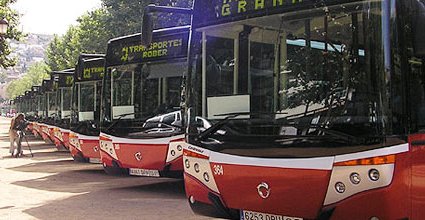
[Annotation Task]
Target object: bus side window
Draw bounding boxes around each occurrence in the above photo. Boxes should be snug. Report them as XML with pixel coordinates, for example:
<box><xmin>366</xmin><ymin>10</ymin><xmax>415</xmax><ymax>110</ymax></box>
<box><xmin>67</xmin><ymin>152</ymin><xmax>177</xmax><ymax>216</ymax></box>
<box><xmin>413</xmin><ymin>0</ymin><xmax>425</xmax><ymax>57</ymax></box>
<box><xmin>404</xmin><ymin>0</ymin><xmax>425</xmax><ymax>132</ymax></box>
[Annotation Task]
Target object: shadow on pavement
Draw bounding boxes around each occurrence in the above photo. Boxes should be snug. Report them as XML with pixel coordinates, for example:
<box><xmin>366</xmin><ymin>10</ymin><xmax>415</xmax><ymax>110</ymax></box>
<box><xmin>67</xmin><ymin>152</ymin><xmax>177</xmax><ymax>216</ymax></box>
<box><xmin>22</xmin><ymin>179</ymin><xmax>202</xmax><ymax>220</ymax></box>
<box><xmin>114</xmin><ymin>180</ymin><xmax>186</xmax><ymax>199</ymax></box>
<box><xmin>10</xmin><ymin>161</ymin><xmax>178</xmax><ymax>194</ymax></box>
<box><xmin>8</xmin><ymin>159</ymin><xmax>81</xmax><ymax>173</ymax></box>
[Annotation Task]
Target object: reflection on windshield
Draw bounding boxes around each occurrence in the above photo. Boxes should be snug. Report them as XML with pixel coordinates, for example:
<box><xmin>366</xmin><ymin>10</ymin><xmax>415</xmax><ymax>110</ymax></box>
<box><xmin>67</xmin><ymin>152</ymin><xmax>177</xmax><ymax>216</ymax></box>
<box><xmin>79</xmin><ymin>83</ymin><xmax>95</xmax><ymax>112</ymax></box>
<box><xmin>48</xmin><ymin>92</ymin><xmax>57</xmax><ymax>111</ymax></box>
<box><xmin>62</xmin><ymin>88</ymin><xmax>72</xmax><ymax>111</ymax></box>
<box><xmin>190</xmin><ymin>1</ymin><xmax>395</xmax><ymax>150</ymax></box>
<box><xmin>102</xmin><ymin>62</ymin><xmax>185</xmax><ymax>138</ymax></box>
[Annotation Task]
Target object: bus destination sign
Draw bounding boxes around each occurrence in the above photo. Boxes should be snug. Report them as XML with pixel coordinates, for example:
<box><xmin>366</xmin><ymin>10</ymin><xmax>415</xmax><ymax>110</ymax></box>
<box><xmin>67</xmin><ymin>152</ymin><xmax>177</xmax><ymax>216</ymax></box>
<box><xmin>78</xmin><ymin>58</ymin><xmax>105</xmax><ymax>81</ymax></box>
<box><xmin>107</xmin><ymin>30</ymin><xmax>189</xmax><ymax>66</ymax></box>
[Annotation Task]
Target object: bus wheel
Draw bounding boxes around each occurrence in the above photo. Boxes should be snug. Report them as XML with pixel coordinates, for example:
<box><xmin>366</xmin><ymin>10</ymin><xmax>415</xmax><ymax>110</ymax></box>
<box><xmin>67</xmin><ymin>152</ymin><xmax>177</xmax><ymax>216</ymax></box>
<box><xmin>72</xmin><ymin>153</ymin><xmax>88</xmax><ymax>163</ymax></box>
<box><xmin>103</xmin><ymin>165</ymin><xmax>128</xmax><ymax>176</ymax></box>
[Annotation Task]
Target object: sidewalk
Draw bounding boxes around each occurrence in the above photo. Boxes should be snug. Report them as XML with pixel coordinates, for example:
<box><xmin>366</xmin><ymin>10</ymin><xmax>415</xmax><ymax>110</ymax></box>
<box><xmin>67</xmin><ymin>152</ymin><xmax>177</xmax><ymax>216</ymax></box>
<box><xmin>0</xmin><ymin>117</ymin><xmax>208</xmax><ymax>220</ymax></box>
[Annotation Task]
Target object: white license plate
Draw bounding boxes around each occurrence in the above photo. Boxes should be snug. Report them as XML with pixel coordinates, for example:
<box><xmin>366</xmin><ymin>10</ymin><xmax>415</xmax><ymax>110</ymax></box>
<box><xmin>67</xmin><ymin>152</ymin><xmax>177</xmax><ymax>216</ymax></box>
<box><xmin>241</xmin><ymin>210</ymin><xmax>302</xmax><ymax>220</ymax></box>
<box><xmin>89</xmin><ymin>158</ymin><xmax>101</xmax><ymax>164</ymax></box>
<box><xmin>129</xmin><ymin>168</ymin><xmax>160</xmax><ymax>177</ymax></box>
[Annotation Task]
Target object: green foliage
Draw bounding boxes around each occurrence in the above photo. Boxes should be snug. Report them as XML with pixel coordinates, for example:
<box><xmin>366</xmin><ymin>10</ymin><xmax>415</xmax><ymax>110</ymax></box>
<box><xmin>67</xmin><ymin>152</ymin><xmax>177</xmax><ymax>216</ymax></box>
<box><xmin>45</xmin><ymin>0</ymin><xmax>192</xmax><ymax>72</ymax></box>
<box><xmin>6</xmin><ymin>62</ymin><xmax>50</xmax><ymax>98</ymax></box>
<box><xmin>77</xmin><ymin>9</ymin><xmax>110</xmax><ymax>53</ymax></box>
<box><xmin>45</xmin><ymin>9</ymin><xmax>109</xmax><ymax>71</ymax></box>
<box><xmin>102</xmin><ymin>0</ymin><xmax>145</xmax><ymax>37</ymax></box>
<box><xmin>0</xmin><ymin>0</ymin><xmax>24</xmax><ymax>69</ymax></box>
<box><xmin>45</xmin><ymin>26</ymin><xmax>81</xmax><ymax>71</ymax></box>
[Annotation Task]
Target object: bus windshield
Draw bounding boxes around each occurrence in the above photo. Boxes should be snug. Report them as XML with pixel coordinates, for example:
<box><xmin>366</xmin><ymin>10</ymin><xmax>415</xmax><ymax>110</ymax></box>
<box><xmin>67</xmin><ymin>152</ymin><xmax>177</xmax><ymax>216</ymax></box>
<box><xmin>103</xmin><ymin>61</ymin><xmax>185</xmax><ymax>137</ymax></box>
<box><xmin>62</xmin><ymin>88</ymin><xmax>72</xmax><ymax>112</ymax></box>
<box><xmin>188</xmin><ymin>1</ymin><xmax>401</xmax><ymax>156</ymax></box>
<box><xmin>39</xmin><ymin>95</ymin><xmax>47</xmax><ymax>119</ymax></box>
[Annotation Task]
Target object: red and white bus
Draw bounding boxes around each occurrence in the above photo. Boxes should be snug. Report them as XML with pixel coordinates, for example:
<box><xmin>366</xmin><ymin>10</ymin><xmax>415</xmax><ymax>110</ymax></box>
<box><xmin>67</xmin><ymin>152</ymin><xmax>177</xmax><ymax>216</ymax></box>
<box><xmin>37</xmin><ymin>79</ymin><xmax>55</xmax><ymax>143</ymax></box>
<box><xmin>99</xmin><ymin>26</ymin><xmax>189</xmax><ymax>176</ymax></box>
<box><xmin>50</xmin><ymin>69</ymin><xmax>74</xmax><ymax>150</ymax></box>
<box><xmin>145</xmin><ymin>0</ymin><xmax>425</xmax><ymax>218</ymax></box>
<box><xmin>68</xmin><ymin>54</ymin><xmax>105</xmax><ymax>163</ymax></box>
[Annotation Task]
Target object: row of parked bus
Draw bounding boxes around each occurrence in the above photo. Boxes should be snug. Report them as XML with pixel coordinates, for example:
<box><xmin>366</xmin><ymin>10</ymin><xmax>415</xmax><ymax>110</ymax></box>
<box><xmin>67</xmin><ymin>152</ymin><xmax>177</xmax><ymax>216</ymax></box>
<box><xmin>9</xmin><ymin>0</ymin><xmax>425</xmax><ymax>219</ymax></box>
<box><xmin>12</xmin><ymin>26</ymin><xmax>189</xmax><ymax>176</ymax></box>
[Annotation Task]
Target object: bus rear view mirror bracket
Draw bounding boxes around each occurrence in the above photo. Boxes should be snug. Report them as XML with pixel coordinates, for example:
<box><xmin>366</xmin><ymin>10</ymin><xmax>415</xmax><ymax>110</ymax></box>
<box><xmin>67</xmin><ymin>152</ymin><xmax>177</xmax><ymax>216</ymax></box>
<box><xmin>141</xmin><ymin>4</ymin><xmax>193</xmax><ymax>46</ymax></box>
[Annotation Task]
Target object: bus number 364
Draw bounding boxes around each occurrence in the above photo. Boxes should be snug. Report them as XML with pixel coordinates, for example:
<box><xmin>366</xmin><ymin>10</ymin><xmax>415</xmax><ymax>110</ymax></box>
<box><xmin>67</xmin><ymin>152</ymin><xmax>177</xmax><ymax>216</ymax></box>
<box><xmin>213</xmin><ymin>165</ymin><xmax>224</xmax><ymax>175</ymax></box>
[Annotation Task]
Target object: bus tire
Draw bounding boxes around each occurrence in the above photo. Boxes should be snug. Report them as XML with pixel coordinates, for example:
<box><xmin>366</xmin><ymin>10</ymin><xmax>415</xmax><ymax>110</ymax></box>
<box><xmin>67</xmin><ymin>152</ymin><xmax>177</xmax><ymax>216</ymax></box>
<box><xmin>103</xmin><ymin>165</ymin><xmax>129</xmax><ymax>176</ymax></box>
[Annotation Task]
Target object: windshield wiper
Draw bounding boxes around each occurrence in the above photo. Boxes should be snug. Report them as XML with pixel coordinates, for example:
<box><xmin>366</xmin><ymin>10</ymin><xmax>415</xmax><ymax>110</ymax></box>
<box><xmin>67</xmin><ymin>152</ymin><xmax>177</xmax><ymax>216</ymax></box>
<box><xmin>197</xmin><ymin>112</ymin><xmax>287</xmax><ymax>141</ymax></box>
<box><xmin>143</xmin><ymin>121</ymin><xmax>182</xmax><ymax>130</ymax></box>
<box><xmin>106</xmin><ymin>112</ymin><xmax>183</xmax><ymax>132</ymax></box>
<box><xmin>105</xmin><ymin>112</ymin><xmax>145</xmax><ymax>131</ymax></box>
<box><xmin>296</xmin><ymin>124</ymin><xmax>362</xmax><ymax>144</ymax></box>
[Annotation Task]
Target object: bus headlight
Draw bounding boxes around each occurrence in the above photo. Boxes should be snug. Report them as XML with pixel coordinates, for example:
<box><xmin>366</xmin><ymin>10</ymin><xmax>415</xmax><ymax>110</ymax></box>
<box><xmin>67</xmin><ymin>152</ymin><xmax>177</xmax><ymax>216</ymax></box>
<box><xmin>194</xmin><ymin>163</ymin><xmax>200</xmax><ymax>173</ymax></box>
<box><xmin>369</xmin><ymin>169</ymin><xmax>380</xmax><ymax>181</ymax></box>
<box><xmin>335</xmin><ymin>182</ymin><xmax>346</xmax><ymax>193</ymax></box>
<box><xmin>203</xmin><ymin>172</ymin><xmax>210</xmax><ymax>182</ymax></box>
<box><xmin>350</xmin><ymin>172</ymin><xmax>361</xmax><ymax>185</ymax></box>
<box><xmin>185</xmin><ymin>159</ymin><xmax>190</xmax><ymax>168</ymax></box>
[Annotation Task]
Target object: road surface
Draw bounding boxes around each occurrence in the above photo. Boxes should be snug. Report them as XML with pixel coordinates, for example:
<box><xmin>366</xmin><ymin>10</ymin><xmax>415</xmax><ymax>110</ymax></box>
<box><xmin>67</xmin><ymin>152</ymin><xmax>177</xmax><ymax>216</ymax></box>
<box><xmin>0</xmin><ymin>117</ymin><xmax>214</xmax><ymax>220</ymax></box>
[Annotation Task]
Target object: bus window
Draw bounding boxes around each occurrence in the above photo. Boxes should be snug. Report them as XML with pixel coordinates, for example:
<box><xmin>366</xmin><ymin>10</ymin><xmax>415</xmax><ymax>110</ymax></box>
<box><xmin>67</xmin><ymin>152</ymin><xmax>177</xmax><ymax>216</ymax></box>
<box><xmin>206</xmin><ymin>37</ymin><xmax>235</xmax><ymax>97</ymax></box>
<box><xmin>250</xmin><ymin>42</ymin><xmax>275</xmax><ymax>113</ymax></box>
<box><xmin>111</xmin><ymin>67</ymin><xmax>135</xmax><ymax>119</ymax></box>
<box><xmin>413</xmin><ymin>0</ymin><xmax>425</xmax><ymax>56</ymax></box>
<box><xmin>78</xmin><ymin>82</ymin><xmax>95</xmax><ymax>121</ymax></box>
<box><xmin>79</xmin><ymin>83</ymin><xmax>95</xmax><ymax>112</ymax></box>
<box><xmin>398</xmin><ymin>0</ymin><xmax>425</xmax><ymax>132</ymax></box>
<box><xmin>112</xmin><ymin>70</ymin><xmax>133</xmax><ymax>106</ymax></box>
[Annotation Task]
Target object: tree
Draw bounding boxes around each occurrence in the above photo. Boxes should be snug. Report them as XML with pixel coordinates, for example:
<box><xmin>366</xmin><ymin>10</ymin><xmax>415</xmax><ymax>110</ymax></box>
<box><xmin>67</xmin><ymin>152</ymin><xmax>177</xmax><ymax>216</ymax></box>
<box><xmin>101</xmin><ymin>0</ymin><xmax>191</xmax><ymax>35</ymax></box>
<box><xmin>45</xmin><ymin>0</ymin><xmax>192</xmax><ymax>72</ymax></box>
<box><xmin>45</xmin><ymin>26</ymin><xmax>81</xmax><ymax>71</ymax></box>
<box><xmin>0</xmin><ymin>0</ymin><xmax>24</xmax><ymax>69</ymax></box>
<box><xmin>77</xmin><ymin>9</ymin><xmax>110</xmax><ymax>54</ymax></box>
<box><xmin>45</xmin><ymin>9</ymin><xmax>110</xmax><ymax>71</ymax></box>
<box><xmin>101</xmin><ymin>0</ymin><xmax>146</xmax><ymax>37</ymax></box>
<box><xmin>6</xmin><ymin>62</ymin><xmax>50</xmax><ymax>98</ymax></box>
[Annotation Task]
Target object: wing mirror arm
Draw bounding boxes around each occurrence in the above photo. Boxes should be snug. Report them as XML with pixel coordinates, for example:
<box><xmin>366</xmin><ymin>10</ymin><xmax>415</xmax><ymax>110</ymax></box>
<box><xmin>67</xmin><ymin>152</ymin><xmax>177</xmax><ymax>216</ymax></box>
<box><xmin>141</xmin><ymin>4</ymin><xmax>193</xmax><ymax>46</ymax></box>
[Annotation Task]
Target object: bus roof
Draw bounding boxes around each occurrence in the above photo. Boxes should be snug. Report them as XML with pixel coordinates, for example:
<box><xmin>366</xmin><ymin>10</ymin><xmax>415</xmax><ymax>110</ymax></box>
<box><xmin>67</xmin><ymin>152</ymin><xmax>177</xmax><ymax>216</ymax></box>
<box><xmin>193</xmin><ymin>0</ymin><xmax>358</xmax><ymax>28</ymax></box>
<box><xmin>75</xmin><ymin>54</ymin><xmax>105</xmax><ymax>82</ymax></box>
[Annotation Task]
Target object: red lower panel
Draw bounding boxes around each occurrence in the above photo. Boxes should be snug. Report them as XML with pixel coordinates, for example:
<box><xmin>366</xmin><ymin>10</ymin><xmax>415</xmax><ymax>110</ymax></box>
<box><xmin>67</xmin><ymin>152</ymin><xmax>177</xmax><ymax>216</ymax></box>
<box><xmin>80</xmin><ymin>139</ymin><xmax>100</xmax><ymax>159</ymax></box>
<box><xmin>100</xmin><ymin>150</ymin><xmax>114</xmax><ymax>167</ymax></box>
<box><xmin>115</xmin><ymin>143</ymin><xmax>168</xmax><ymax>170</ymax></box>
<box><xmin>212</xmin><ymin>163</ymin><xmax>331</xmax><ymax>219</ymax></box>
<box><xmin>27</xmin><ymin>123</ymin><xmax>33</xmax><ymax>131</ymax></box>
<box><xmin>32</xmin><ymin>130</ymin><xmax>40</xmax><ymax>138</ymax></box>
<box><xmin>184</xmin><ymin>173</ymin><xmax>214</xmax><ymax>205</ymax></box>
<box><xmin>52</xmin><ymin>137</ymin><xmax>63</xmax><ymax>149</ymax></box>
<box><xmin>69</xmin><ymin>144</ymin><xmax>81</xmax><ymax>157</ymax></box>
<box><xmin>409</xmin><ymin>134</ymin><xmax>425</xmax><ymax>220</ymax></box>
<box><xmin>41</xmin><ymin>132</ymin><xmax>50</xmax><ymax>142</ymax></box>
<box><xmin>329</xmin><ymin>152</ymin><xmax>410</xmax><ymax>220</ymax></box>
<box><xmin>62</xmin><ymin>132</ymin><xmax>70</xmax><ymax>149</ymax></box>
<box><xmin>168</xmin><ymin>156</ymin><xmax>183</xmax><ymax>171</ymax></box>
<box><xmin>48</xmin><ymin>128</ymin><xmax>55</xmax><ymax>142</ymax></box>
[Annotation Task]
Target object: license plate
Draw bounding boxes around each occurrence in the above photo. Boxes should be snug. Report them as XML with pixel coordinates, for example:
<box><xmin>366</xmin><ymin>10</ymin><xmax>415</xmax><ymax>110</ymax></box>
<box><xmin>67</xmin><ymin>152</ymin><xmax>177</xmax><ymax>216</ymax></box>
<box><xmin>129</xmin><ymin>168</ymin><xmax>160</xmax><ymax>177</ymax></box>
<box><xmin>89</xmin><ymin>158</ymin><xmax>101</xmax><ymax>164</ymax></box>
<box><xmin>240</xmin><ymin>210</ymin><xmax>302</xmax><ymax>220</ymax></box>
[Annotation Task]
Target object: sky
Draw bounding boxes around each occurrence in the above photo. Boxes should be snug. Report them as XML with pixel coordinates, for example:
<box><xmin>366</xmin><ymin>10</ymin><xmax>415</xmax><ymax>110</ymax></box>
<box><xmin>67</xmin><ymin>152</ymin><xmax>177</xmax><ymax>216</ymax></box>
<box><xmin>12</xmin><ymin>0</ymin><xmax>102</xmax><ymax>35</ymax></box>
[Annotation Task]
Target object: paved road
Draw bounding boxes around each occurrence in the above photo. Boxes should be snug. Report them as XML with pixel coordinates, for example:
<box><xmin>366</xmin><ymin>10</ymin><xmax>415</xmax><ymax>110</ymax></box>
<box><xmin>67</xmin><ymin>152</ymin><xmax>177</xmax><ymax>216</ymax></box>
<box><xmin>0</xmin><ymin>117</ymin><xmax>214</xmax><ymax>220</ymax></box>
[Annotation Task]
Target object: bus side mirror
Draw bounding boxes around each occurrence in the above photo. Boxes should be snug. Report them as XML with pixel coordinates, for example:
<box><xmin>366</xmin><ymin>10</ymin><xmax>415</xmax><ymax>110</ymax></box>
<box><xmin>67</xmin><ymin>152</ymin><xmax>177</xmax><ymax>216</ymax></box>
<box><xmin>141</xmin><ymin>5</ymin><xmax>155</xmax><ymax>46</ymax></box>
<box><xmin>413</xmin><ymin>0</ymin><xmax>425</xmax><ymax>57</ymax></box>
